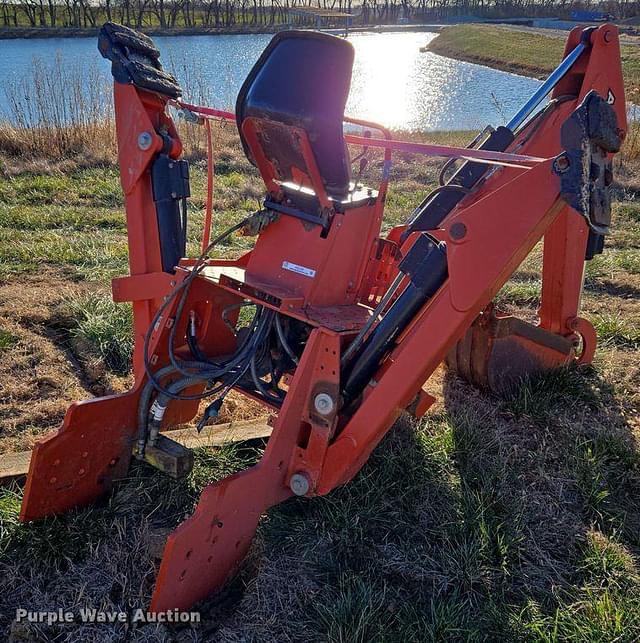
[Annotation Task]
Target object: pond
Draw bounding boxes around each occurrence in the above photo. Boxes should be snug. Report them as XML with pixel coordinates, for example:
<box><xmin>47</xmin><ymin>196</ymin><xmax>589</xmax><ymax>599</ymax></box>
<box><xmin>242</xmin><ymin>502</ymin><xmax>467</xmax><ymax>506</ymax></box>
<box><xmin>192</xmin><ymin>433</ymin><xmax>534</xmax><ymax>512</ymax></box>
<box><xmin>0</xmin><ymin>31</ymin><xmax>544</xmax><ymax>131</ymax></box>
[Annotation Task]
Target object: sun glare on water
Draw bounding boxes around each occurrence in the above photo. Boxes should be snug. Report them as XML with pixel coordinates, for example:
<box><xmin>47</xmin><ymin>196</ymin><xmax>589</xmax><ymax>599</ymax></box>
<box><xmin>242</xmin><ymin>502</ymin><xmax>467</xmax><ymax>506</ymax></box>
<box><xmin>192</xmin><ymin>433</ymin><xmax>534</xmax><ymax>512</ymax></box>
<box><xmin>345</xmin><ymin>32</ymin><xmax>541</xmax><ymax>132</ymax></box>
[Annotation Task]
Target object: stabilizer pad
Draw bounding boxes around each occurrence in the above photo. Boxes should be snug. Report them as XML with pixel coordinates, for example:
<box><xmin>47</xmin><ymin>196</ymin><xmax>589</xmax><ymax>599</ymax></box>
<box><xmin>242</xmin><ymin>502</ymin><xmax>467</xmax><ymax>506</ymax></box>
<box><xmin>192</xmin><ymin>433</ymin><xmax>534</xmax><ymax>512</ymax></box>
<box><xmin>98</xmin><ymin>22</ymin><xmax>182</xmax><ymax>99</ymax></box>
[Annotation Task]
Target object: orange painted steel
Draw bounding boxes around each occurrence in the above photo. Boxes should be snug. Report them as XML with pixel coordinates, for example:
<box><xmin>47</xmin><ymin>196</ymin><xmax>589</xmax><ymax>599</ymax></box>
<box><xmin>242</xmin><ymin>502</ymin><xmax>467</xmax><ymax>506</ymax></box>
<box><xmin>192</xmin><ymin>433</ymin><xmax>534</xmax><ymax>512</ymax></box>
<box><xmin>20</xmin><ymin>23</ymin><xmax>626</xmax><ymax>613</ymax></box>
<box><xmin>202</xmin><ymin>119</ymin><xmax>215</xmax><ymax>252</ymax></box>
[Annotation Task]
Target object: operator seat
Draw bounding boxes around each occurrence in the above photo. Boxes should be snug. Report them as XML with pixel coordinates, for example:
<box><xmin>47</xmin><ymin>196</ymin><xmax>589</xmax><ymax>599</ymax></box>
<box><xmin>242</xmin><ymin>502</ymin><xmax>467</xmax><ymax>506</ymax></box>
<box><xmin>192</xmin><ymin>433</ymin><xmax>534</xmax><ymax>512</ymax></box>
<box><xmin>236</xmin><ymin>31</ymin><xmax>355</xmax><ymax>205</ymax></box>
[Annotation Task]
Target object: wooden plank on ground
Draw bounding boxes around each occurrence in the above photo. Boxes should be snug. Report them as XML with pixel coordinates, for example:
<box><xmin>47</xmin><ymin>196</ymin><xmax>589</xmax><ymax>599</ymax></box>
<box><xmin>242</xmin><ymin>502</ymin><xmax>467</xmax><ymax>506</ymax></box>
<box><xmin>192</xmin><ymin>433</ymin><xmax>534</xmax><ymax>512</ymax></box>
<box><xmin>0</xmin><ymin>418</ymin><xmax>272</xmax><ymax>484</ymax></box>
<box><xmin>164</xmin><ymin>418</ymin><xmax>272</xmax><ymax>450</ymax></box>
<box><xmin>0</xmin><ymin>451</ymin><xmax>32</xmax><ymax>481</ymax></box>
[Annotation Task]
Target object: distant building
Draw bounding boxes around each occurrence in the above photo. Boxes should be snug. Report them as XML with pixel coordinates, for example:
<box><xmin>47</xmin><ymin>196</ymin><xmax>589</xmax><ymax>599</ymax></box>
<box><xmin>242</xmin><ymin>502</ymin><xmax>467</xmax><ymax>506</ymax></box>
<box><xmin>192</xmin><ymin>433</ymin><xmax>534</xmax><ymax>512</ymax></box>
<box><xmin>287</xmin><ymin>8</ymin><xmax>353</xmax><ymax>33</ymax></box>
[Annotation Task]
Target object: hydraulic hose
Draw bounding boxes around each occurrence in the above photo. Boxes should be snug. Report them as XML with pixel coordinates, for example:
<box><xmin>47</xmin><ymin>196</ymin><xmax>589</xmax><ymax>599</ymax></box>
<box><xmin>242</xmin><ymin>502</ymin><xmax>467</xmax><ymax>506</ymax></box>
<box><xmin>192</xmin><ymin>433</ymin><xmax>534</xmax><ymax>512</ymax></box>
<box><xmin>146</xmin><ymin>374</ymin><xmax>215</xmax><ymax>447</ymax></box>
<box><xmin>274</xmin><ymin>314</ymin><xmax>299</xmax><ymax>366</ymax></box>
<box><xmin>139</xmin><ymin>303</ymin><xmax>280</xmax><ymax>453</ymax></box>
<box><xmin>142</xmin><ymin>215</ymin><xmax>251</xmax><ymax>401</ymax></box>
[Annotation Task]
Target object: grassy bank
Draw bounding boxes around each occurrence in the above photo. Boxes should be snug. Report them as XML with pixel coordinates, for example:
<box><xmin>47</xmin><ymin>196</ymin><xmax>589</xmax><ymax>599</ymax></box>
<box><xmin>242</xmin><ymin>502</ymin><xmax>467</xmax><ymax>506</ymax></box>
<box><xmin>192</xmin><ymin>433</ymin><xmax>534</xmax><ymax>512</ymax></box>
<box><xmin>427</xmin><ymin>24</ymin><xmax>640</xmax><ymax>99</ymax></box>
<box><xmin>0</xmin><ymin>113</ymin><xmax>639</xmax><ymax>641</ymax></box>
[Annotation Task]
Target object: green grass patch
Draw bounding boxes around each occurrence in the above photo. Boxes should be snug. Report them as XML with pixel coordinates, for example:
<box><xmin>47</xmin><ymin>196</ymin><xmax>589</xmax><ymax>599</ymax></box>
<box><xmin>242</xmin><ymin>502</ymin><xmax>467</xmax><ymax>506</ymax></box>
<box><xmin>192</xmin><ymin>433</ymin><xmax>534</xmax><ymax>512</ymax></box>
<box><xmin>64</xmin><ymin>292</ymin><xmax>133</xmax><ymax>374</ymax></box>
<box><xmin>429</xmin><ymin>24</ymin><xmax>565</xmax><ymax>78</ymax></box>
<box><xmin>499</xmin><ymin>366</ymin><xmax>602</xmax><ymax>424</ymax></box>
<box><xmin>573</xmin><ymin>434</ymin><xmax>640</xmax><ymax>538</ymax></box>
<box><xmin>0</xmin><ymin>205</ymin><xmax>125</xmax><ymax>231</ymax></box>
<box><xmin>578</xmin><ymin>531</ymin><xmax>638</xmax><ymax>590</ymax></box>
<box><xmin>496</xmin><ymin>278</ymin><xmax>541</xmax><ymax>306</ymax></box>
<box><xmin>0</xmin><ymin>168</ymin><xmax>122</xmax><ymax>208</ymax></box>
<box><xmin>586</xmin><ymin>248</ymin><xmax>640</xmax><ymax>278</ymax></box>
<box><xmin>615</xmin><ymin>202</ymin><xmax>640</xmax><ymax>224</ymax></box>
<box><xmin>592</xmin><ymin>313</ymin><xmax>640</xmax><ymax>349</ymax></box>
<box><xmin>0</xmin><ymin>228</ymin><xmax>129</xmax><ymax>280</ymax></box>
<box><xmin>513</xmin><ymin>588</ymin><xmax>640</xmax><ymax>642</ymax></box>
<box><xmin>0</xmin><ymin>328</ymin><xmax>17</xmax><ymax>352</ymax></box>
<box><xmin>0</xmin><ymin>485</ymin><xmax>21</xmax><ymax>555</ymax></box>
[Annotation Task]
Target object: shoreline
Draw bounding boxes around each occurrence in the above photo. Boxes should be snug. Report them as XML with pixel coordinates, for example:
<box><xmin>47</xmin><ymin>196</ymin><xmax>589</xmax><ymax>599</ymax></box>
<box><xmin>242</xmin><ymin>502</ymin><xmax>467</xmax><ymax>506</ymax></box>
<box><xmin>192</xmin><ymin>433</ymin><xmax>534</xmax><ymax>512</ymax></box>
<box><xmin>0</xmin><ymin>22</ymin><xmax>441</xmax><ymax>40</ymax></box>
<box><xmin>425</xmin><ymin>25</ymin><xmax>556</xmax><ymax>81</ymax></box>
<box><xmin>426</xmin><ymin>38</ymin><xmax>550</xmax><ymax>80</ymax></box>
<box><xmin>425</xmin><ymin>24</ymin><xmax>640</xmax><ymax>95</ymax></box>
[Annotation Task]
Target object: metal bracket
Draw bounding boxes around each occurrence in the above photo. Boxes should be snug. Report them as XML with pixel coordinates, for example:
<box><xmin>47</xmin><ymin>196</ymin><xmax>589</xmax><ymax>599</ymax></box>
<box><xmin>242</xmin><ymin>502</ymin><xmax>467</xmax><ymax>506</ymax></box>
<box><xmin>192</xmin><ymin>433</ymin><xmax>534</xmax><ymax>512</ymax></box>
<box><xmin>556</xmin><ymin>89</ymin><xmax>622</xmax><ymax>236</ymax></box>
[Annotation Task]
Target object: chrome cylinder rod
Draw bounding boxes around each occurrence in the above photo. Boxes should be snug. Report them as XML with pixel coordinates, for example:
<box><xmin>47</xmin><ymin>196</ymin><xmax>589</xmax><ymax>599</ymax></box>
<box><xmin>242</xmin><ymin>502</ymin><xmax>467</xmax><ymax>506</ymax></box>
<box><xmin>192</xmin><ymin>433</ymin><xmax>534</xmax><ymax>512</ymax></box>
<box><xmin>506</xmin><ymin>39</ymin><xmax>588</xmax><ymax>132</ymax></box>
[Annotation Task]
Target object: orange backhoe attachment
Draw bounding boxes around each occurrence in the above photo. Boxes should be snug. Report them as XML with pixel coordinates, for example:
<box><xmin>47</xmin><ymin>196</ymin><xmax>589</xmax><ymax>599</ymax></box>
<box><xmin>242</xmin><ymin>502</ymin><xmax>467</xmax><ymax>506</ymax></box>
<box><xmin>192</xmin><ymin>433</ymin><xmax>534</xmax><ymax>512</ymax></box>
<box><xmin>20</xmin><ymin>22</ymin><xmax>626</xmax><ymax>612</ymax></box>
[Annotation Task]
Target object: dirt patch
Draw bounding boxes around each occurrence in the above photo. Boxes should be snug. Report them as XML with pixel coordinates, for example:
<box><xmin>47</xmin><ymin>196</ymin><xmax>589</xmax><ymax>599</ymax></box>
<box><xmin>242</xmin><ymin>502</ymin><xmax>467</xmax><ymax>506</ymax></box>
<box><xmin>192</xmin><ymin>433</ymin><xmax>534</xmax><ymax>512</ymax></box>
<box><xmin>0</xmin><ymin>270</ymin><xmax>129</xmax><ymax>453</ymax></box>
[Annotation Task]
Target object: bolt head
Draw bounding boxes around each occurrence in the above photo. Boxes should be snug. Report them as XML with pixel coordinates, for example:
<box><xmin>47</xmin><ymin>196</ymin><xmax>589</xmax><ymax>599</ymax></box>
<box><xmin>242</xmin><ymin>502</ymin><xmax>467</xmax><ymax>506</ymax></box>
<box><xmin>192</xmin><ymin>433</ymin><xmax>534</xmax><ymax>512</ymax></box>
<box><xmin>449</xmin><ymin>222</ymin><xmax>467</xmax><ymax>241</ymax></box>
<box><xmin>137</xmin><ymin>131</ymin><xmax>153</xmax><ymax>151</ymax></box>
<box><xmin>554</xmin><ymin>154</ymin><xmax>571</xmax><ymax>173</ymax></box>
<box><xmin>314</xmin><ymin>392</ymin><xmax>335</xmax><ymax>416</ymax></box>
<box><xmin>290</xmin><ymin>472</ymin><xmax>310</xmax><ymax>496</ymax></box>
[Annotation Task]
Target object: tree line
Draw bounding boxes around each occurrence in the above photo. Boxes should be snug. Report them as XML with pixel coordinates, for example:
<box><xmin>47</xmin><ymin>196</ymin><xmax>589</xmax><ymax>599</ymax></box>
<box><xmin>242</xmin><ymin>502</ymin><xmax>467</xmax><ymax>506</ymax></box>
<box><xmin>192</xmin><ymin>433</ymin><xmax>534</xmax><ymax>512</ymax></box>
<box><xmin>0</xmin><ymin>0</ymin><xmax>633</xmax><ymax>31</ymax></box>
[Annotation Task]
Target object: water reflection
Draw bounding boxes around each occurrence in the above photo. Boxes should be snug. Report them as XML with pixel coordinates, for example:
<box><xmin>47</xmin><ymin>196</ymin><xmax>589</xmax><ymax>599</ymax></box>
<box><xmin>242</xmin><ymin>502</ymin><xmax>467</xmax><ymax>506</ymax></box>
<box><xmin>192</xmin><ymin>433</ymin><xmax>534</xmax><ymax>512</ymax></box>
<box><xmin>0</xmin><ymin>31</ymin><xmax>543</xmax><ymax>131</ymax></box>
<box><xmin>346</xmin><ymin>33</ymin><xmax>541</xmax><ymax>131</ymax></box>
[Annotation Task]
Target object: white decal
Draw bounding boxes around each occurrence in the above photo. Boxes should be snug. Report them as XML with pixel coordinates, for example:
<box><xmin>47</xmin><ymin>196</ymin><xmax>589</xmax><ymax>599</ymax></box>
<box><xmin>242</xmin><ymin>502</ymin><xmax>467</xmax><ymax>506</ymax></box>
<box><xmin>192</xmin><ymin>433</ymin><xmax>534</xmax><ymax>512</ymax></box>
<box><xmin>607</xmin><ymin>89</ymin><xmax>616</xmax><ymax>105</ymax></box>
<box><xmin>282</xmin><ymin>261</ymin><xmax>316</xmax><ymax>278</ymax></box>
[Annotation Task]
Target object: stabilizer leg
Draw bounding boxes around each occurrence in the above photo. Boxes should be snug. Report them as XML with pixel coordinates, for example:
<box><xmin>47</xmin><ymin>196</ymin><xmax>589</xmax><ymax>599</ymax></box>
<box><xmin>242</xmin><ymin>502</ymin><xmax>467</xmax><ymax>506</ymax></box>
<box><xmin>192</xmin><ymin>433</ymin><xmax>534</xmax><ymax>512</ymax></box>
<box><xmin>150</xmin><ymin>328</ymin><xmax>339</xmax><ymax>612</ymax></box>
<box><xmin>19</xmin><ymin>278</ymin><xmax>212</xmax><ymax>522</ymax></box>
<box><xmin>20</xmin><ymin>391</ymin><xmax>140</xmax><ymax>521</ymax></box>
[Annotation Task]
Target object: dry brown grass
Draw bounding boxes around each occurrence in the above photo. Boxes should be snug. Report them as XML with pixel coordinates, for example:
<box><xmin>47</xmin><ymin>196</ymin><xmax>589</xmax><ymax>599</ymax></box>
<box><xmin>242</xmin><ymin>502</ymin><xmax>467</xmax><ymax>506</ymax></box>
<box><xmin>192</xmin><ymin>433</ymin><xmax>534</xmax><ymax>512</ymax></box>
<box><xmin>0</xmin><ymin>53</ymin><xmax>116</xmax><ymax>169</ymax></box>
<box><xmin>0</xmin><ymin>272</ymin><xmax>132</xmax><ymax>455</ymax></box>
<box><xmin>0</xmin><ymin>121</ymin><xmax>117</xmax><ymax>174</ymax></box>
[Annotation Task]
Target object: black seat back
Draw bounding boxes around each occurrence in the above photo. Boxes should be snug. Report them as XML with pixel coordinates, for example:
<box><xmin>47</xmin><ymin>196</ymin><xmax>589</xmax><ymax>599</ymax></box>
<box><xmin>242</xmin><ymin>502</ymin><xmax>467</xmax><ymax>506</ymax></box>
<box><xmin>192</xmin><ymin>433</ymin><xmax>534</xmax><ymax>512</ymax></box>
<box><xmin>236</xmin><ymin>31</ymin><xmax>354</xmax><ymax>199</ymax></box>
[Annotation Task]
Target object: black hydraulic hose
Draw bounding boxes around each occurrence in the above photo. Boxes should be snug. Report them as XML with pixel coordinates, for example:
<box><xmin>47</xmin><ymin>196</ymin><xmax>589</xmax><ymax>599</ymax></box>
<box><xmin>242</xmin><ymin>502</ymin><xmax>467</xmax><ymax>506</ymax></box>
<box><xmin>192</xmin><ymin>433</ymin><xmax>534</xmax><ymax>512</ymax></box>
<box><xmin>136</xmin><ymin>363</ymin><xmax>227</xmax><ymax>454</ymax></box>
<box><xmin>222</xmin><ymin>302</ymin><xmax>255</xmax><ymax>335</ymax></box>
<box><xmin>187</xmin><ymin>320</ymin><xmax>210</xmax><ymax>363</ymax></box>
<box><xmin>274</xmin><ymin>314</ymin><xmax>299</xmax><ymax>365</ymax></box>
<box><xmin>438</xmin><ymin>125</ymin><xmax>495</xmax><ymax>187</ymax></box>
<box><xmin>247</xmin><ymin>310</ymin><xmax>285</xmax><ymax>403</ymax></box>
<box><xmin>142</xmin><ymin>216</ymin><xmax>251</xmax><ymax>401</ymax></box>
<box><xmin>341</xmin><ymin>234</ymin><xmax>448</xmax><ymax>405</ymax></box>
<box><xmin>163</xmin><ymin>317</ymin><xmax>258</xmax><ymax>390</ymax></box>
<box><xmin>146</xmin><ymin>374</ymin><xmax>218</xmax><ymax>446</ymax></box>
<box><xmin>402</xmin><ymin>125</ymin><xmax>515</xmax><ymax>237</ymax></box>
<box><xmin>171</xmin><ymin>307</ymin><xmax>265</xmax><ymax>385</ymax></box>
<box><xmin>167</xmin><ymin>276</ymin><xmax>263</xmax><ymax>379</ymax></box>
<box><xmin>250</xmin><ymin>354</ymin><xmax>283</xmax><ymax>403</ymax></box>
<box><xmin>142</xmin><ymin>321</ymin><xmax>269</xmax><ymax>451</ymax></box>
<box><xmin>184</xmin><ymin>304</ymin><xmax>261</xmax><ymax>371</ymax></box>
<box><xmin>340</xmin><ymin>271</ymin><xmax>404</xmax><ymax>368</ymax></box>
<box><xmin>137</xmin><ymin>363</ymin><xmax>181</xmax><ymax>456</ymax></box>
